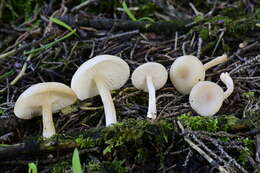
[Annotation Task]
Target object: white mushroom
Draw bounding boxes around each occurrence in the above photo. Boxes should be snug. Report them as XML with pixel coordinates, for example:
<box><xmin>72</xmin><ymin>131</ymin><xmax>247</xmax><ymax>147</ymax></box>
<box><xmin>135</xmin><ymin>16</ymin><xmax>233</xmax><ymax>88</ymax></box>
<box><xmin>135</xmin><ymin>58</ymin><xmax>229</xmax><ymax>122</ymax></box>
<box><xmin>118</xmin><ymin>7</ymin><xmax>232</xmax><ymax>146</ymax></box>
<box><xmin>189</xmin><ymin>72</ymin><xmax>234</xmax><ymax>116</ymax></box>
<box><xmin>71</xmin><ymin>55</ymin><xmax>130</xmax><ymax>126</ymax></box>
<box><xmin>131</xmin><ymin>62</ymin><xmax>168</xmax><ymax>119</ymax></box>
<box><xmin>14</xmin><ymin>82</ymin><xmax>77</xmax><ymax>138</ymax></box>
<box><xmin>170</xmin><ymin>54</ymin><xmax>227</xmax><ymax>94</ymax></box>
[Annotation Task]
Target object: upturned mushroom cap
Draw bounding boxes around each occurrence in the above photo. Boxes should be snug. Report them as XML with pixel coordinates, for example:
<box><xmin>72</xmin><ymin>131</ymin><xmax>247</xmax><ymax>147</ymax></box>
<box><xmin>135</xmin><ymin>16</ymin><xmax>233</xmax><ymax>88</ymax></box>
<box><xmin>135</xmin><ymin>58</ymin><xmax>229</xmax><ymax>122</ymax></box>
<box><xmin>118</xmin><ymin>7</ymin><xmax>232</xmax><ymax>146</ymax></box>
<box><xmin>131</xmin><ymin>62</ymin><xmax>168</xmax><ymax>92</ymax></box>
<box><xmin>14</xmin><ymin>82</ymin><xmax>77</xmax><ymax>119</ymax></box>
<box><xmin>189</xmin><ymin>81</ymin><xmax>224</xmax><ymax>116</ymax></box>
<box><xmin>170</xmin><ymin>55</ymin><xmax>205</xmax><ymax>94</ymax></box>
<box><xmin>71</xmin><ymin>55</ymin><xmax>130</xmax><ymax>100</ymax></box>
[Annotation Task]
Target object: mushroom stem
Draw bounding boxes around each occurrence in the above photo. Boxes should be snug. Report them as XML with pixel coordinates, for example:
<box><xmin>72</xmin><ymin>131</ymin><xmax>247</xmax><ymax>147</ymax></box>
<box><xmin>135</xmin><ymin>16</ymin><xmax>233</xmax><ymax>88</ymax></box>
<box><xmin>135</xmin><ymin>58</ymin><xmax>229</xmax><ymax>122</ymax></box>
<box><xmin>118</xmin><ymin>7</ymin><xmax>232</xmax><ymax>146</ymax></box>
<box><xmin>146</xmin><ymin>76</ymin><xmax>156</xmax><ymax>119</ymax></box>
<box><xmin>220</xmin><ymin>72</ymin><xmax>234</xmax><ymax>99</ymax></box>
<box><xmin>42</xmin><ymin>102</ymin><xmax>56</xmax><ymax>138</ymax></box>
<box><xmin>95</xmin><ymin>78</ymin><xmax>117</xmax><ymax>126</ymax></box>
<box><xmin>203</xmin><ymin>54</ymin><xmax>228</xmax><ymax>71</ymax></box>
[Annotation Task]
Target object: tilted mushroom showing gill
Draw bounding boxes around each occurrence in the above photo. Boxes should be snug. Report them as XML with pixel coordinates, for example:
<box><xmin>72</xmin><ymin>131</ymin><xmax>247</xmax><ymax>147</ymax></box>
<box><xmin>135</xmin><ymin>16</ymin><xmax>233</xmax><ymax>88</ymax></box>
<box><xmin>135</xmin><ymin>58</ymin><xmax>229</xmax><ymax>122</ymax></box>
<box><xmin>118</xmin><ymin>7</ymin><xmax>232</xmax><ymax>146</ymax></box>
<box><xmin>71</xmin><ymin>55</ymin><xmax>130</xmax><ymax>126</ymax></box>
<box><xmin>131</xmin><ymin>62</ymin><xmax>168</xmax><ymax>119</ymax></box>
<box><xmin>170</xmin><ymin>54</ymin><xmax>228</xmax><ymax>94</ymax></box>
<box><xmin>14</xmin><ymin>82</ymin><xmax>77</xmax><ymax>138</ymax></box>
<box><xmin>189</xmin><ymin>72</ymin><xmax>234</xmax><ymax>116</ymax></box>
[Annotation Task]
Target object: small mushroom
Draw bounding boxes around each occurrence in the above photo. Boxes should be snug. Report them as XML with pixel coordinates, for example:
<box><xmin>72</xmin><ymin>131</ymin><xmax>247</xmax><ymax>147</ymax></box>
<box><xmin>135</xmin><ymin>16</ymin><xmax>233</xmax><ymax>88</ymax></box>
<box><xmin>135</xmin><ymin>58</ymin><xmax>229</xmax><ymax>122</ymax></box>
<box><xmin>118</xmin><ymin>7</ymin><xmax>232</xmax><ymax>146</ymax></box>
<box><xmin>189</xmin><ymin>72</ymin><xmax>234</xmax><ymax>116</ymax></box>
<box><xmin>14</xmin><ymin>82</ymin><xmax>77</xmax><ymax>138</ymax></box>
<box><xmin>71</xmin><ymin>55</ymin><xmax>130</xmax><ymax>126</ymax></box>
<box><xmin>170</xmin><ymin>54</ymin><xmax>227</xmax><ymax>94</ymax></box>
<box><xmin>131</xmin><ymin>62</ymin><xmax>168</xmax><ymax>119</ymax></box>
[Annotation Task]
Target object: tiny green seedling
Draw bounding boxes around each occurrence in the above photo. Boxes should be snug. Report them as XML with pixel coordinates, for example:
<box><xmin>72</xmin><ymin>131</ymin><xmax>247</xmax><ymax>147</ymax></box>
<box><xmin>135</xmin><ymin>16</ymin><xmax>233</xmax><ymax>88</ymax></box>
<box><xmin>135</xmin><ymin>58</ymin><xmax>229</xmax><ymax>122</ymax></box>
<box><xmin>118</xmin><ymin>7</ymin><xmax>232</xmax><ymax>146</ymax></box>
<box><xmin>49</xmin><ymin>17</ymin><xmax>79</xmax><ymax>37</ymax></box>
<box><xmin>28</xmin><ymin>163</ymin><xmax>37</xmax><ymax>173</ymax></box>
<box><xmin>122</xmin><ymin>1</ymin><xmax>155</xmax><ymax>22</ymax></box>
<box><xmin>72</xmin><ymin>148</ymin><xmax>82</xmax><ymax>173</ymax></box>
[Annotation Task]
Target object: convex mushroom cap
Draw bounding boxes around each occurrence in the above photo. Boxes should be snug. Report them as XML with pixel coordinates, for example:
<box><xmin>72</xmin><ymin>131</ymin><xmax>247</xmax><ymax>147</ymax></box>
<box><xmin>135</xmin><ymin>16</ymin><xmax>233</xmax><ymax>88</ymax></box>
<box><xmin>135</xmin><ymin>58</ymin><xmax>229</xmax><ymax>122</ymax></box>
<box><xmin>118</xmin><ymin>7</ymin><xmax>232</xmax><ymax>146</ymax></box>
<box><xmin>131</xmin><ymin>62</ymin><xmax>168</xmax><ymax>119</ymax></box>
<box><xmin>189</xmin><ymin>72</ymin><xmax>234</xmax><ymax>116</ymax></box>
<box><xmin>170</xmin><ymin>54</ymin><xmax>227</xmax><ymax>94</ymax></box>
<box><xmin>14</xmin><ymin>82</ymin><xmax>77</xmax><ymax>138</ymax></box>
<box><xmin>71</xmin><ymin>55</ymin><xmax>130</xmax><ymax>126</ymax></box>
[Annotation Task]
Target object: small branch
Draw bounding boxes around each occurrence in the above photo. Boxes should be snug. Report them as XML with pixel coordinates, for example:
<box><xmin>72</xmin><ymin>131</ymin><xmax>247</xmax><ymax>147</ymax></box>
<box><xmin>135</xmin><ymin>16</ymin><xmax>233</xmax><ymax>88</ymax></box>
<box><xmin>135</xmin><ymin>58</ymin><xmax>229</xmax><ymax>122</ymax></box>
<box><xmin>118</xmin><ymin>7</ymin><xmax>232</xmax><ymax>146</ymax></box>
<box><xmin>10</xmin><ymin>54</ymin><xmax>33</xmax><ymax>85</ymax></box>
<box><xmin>177</xmin><ymin>121</ymin><xmax>229</xmax><ymax>173</ymax></box>
<box><xmin>0</xmin><ymin>139</ymin><xmax>80</xmax><ymax>159</ymax></box>
<box><xmin>0</xmin><ymin>49</ymin><xmax>16</xmax><ymax>60</ymax></box>
<box><xmin>71</xmin><ymin>0</ymin><xmax>96</xmax><ymax>12</ymax></box>
<box><xmin>78</xmin><ymin>18</ymin><xmax>189</xmax><ymax>34</ymax></box>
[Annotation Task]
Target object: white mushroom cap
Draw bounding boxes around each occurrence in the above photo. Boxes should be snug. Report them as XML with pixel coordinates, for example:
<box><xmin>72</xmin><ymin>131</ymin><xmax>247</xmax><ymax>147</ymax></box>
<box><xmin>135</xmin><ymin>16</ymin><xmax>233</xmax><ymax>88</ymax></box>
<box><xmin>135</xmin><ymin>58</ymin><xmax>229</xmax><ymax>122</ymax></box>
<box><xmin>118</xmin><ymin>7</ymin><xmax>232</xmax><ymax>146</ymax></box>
<box><xmin>71</xmin><ymin>55</ymin><xmax>130</xmax><ymax>126</ymax></box>
<box><xmin>189</xmin><ymin>81</ymin><xmax>224</xmax><ymax>116</ymax></box>
<box><xmin>131</xmin><ymin>62</ymin><xmax>168</xmax><ymax>92</ymax></box>
<box><xmin>131</xmin><ymin>62</ymin><xmax>168</xmax><ymax>119</ymax></box>
<box><xmin>71</xmin><ymin>55</ymin><xmax>130</xmax><ymax>100</ymax></box>
<box><xmin>170</xmin><ymin>55</ymin><xmax>205</xmax><ymax>94</ymax></box>
<box><xmin>14</xmin><ymin>82</ymin><xmax>77</xmax><ymax>119</ymax></box>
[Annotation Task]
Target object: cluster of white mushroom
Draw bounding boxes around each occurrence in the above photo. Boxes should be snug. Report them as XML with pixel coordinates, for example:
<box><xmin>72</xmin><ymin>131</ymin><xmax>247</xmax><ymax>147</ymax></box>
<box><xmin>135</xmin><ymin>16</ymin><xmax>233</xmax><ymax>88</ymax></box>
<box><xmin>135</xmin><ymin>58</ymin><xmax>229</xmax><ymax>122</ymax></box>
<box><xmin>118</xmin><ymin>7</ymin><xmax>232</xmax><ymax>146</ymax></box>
<box><xmin>170</xmin><ymin>54</ymin><xmax>234</xmax><ymax>116</ymax></box>
<box><xmin>14</xmin><ymin>54</ymin><xmax>234</xmax><ymax>138</ymax></box>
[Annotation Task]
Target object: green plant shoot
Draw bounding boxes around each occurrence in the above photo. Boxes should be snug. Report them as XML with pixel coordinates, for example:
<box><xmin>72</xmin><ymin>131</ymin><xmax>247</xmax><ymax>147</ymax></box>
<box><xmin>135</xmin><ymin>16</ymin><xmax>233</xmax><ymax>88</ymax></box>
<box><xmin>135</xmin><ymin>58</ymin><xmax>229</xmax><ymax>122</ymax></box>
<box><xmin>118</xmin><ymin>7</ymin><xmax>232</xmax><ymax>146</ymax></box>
<box><xmin>28</xmin><ymin>163</ymin><xmax>37</xmax><ymax>173</ymax></box>
<box><xmin>122</xmin><ymin>1</ymin><xmax>137</xmax><ymax>21</ymax></box>
<box><xmin>72</xmin><ymin>148</ymin><xmax>82</xmax><ymax>173</ymax></box>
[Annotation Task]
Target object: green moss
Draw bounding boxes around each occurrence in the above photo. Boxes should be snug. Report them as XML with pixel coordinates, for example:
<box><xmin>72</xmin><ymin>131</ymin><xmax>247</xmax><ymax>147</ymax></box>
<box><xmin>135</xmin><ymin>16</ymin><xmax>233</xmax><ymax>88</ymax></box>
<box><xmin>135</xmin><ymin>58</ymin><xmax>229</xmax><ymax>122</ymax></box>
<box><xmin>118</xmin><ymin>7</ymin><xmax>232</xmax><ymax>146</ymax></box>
<box><xmin>200</xmin><ymin>41</ymin><xmax>216</xmax><ymax>55</ymax></box>
<box><xmin>238</xmin><ymin>138</ymin><xmax>254</xmax><ymax>168</ymax></box>
<box><xmin>199</xmin><ymin>28</ymin><xmax>210</xmax><ymax>41</ymax></box>
<box><xmin>76</xmin><ymin>136</ymin><xmax>97</xmax><ymax>149</ymax></box>
<box><xmin>178</xmin><ymin>114</ymin><xmax>219</xmax><ymax>132</ymax></box>
<box><xmin>242</xmin><ymin>91</ymin><xmax>258</xmax><ymax>101</ymax></box>
<box><xmin>192</xmin><ymin>7</ymin><xmax>259</xmax><ymax>56</ymax></box>
<box><xmin>102</xmin><ymin>119</ymin><xmax>151</xmax><ymax>155</ymax></box>
<box><xmin>102</xmin><ymin>160</ymin><xmax>129</xmax><ymax>173</ymax></box>
<box><xmin>86</xmin><ymin>160</ymin><xmax>103</xmax><ymax>173</ymax></box>
<box><xmin>218</xmin><ymin>115</ymin><xmax>240</xmax><ymax>131</ymax></box>
<box><xmin>50</xmin><ymin>161</ymin><xmax>71</xmax><ymax>173</ymax></box>
<box><xmin>1</xmin><ymin>0</ymin><xmax>43</xmax><ymax>22</ymax></box>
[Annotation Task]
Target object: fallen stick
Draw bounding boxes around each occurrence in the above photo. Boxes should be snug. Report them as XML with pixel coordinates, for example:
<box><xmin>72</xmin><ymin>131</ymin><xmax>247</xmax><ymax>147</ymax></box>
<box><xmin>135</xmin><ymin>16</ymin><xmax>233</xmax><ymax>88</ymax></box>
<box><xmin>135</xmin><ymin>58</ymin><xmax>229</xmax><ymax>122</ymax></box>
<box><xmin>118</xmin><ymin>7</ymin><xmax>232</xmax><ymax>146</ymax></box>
<box><xmin>78</xmin><ymin>18</ymin><xmax>190</xmax><ymax>34</ymax></box>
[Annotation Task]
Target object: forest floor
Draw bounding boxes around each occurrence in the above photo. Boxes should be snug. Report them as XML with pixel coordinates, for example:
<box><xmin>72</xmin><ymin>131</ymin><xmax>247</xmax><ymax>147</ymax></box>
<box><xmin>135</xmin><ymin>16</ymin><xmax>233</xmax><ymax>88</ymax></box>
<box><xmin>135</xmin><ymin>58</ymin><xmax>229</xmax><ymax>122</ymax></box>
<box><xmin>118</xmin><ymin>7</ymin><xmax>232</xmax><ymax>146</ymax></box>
<box><xmin>0</xmin><ymin>0</ymin><xmax>259</xmax><ymax>172</ymax></box>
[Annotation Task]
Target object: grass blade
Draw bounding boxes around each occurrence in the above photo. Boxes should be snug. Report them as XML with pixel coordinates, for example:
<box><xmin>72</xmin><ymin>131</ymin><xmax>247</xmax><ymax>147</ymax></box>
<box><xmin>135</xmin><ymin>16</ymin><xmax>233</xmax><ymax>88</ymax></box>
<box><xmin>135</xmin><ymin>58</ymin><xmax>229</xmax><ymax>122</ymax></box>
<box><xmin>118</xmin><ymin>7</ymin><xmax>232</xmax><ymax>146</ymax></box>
<box><xmin>72</xmin><ymin>148</ymin><xmax>82</xmax><ymax>173</ymax></box>
<box><xmin>50</xmin><ymin>17</ymin><xmax>79</xmax><ymax>37</ymax></box>
<box><xmin>138</xmin><ymin>17</ymin><xmax>155</xmax><ymax>23</ymax></box>
<box><xmin>24</xmin><ymin>29</ymin><xmax>76</xmax><ymax>55</ymax></box>
<box><xmin>28</xmin><ymin>163</ymin><xmax>37</xmax><ymax>173</ymax></box>
<box><xmin>50</xmin><ymin>17</ymin><xmax>74</xmax><ymax>32</ymax></box>
<box><xmin>122</xmin><ymin>1</ymin><xmax>136</xmax><ymax>21</ymax></box>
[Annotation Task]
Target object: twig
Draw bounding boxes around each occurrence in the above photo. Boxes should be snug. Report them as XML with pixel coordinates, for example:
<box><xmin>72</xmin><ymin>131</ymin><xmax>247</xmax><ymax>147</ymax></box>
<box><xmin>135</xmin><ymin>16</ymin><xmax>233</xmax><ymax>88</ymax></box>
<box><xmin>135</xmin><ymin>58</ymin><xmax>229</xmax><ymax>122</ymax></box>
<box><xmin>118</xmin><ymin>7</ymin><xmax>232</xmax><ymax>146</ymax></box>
<box><xmin>230</xmin><ymin>41</ymin><xmax>259</xmax><ymax>59</ymax></box>
<box><xmin>0</xmin><ymin>132</ymin><xmax>14</xmax><ymax>142</ymax></box>
<box><xmin>174</xmin><ymin>32</ymin><xmax>178</xmax><ymax>51</ymax></box>
<box><xmin>94</xmin><ymin>30</ymin><xmax>139</xmax><ymax>42</ymax></box>
<box><xmin>10</xmin><ymin>54</ymin><xmax>33</xmax><ymax>85</ymax></box>
<box><xmin>189</xmin><ymin>3</ymin><xmax>204</xmax><ymax>16</ymax></box>
<box><xmin>193</xmin><ymin>134</ymin><xmax>248</xmax><ymax>173</ymax></box>
<box><xmin>211</xmin><ymin>29</ymin><xmax>224</xmax><ymax>56</ymax></box>
<box><xmin>78</xmin><ymin>18</ymin><xmax>189</xmax><ymax>34</ymax></box>
<box><xmin>182</xmin><ymin>41</ymin><xmax>188</xmax><ymax>55</ymax></box>
<box><xmin>177</xmin><ymin>121</ymin><xmax>229</xmax><ymax>173</ymax></box>
<box><xmin>1</xmin><ymin>147</ymin><xmax>98</xmax><ymax>165</ymax></box>
<box><xmin>230</xmin><ymin>55</ymin><xmax>260</xmax><ymax>75</ymax></box>
<box><xmin>197</xmin><ymin>37</ymin><xmax>202</xmax><ymax>58</ymax></box>
<box><xmin>191</xmin><ymin>134</ymin><xmax>228</xmax><ymax>164</ymax></box>
<box><xmin>0</xmin><ymin>49</ymin><xmax>16</xmax><ymax>60</ymax></box>
<box><xmin>71</xmin><ymin>0</ymin><xmax>96</xmax><ymax>12</ymax></box>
